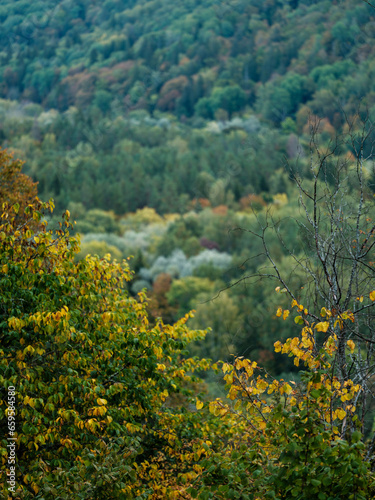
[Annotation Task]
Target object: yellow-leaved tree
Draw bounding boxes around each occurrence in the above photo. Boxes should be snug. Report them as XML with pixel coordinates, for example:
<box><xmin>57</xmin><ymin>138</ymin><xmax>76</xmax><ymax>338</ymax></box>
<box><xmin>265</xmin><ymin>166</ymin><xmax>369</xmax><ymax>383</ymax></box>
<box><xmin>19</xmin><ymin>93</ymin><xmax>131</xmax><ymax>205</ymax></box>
<box><xmin>0</xmin><ymin>195</ymin><xmax>225</xmax><ymax>499</ymax></box>
<box><xmin>188</xmin><ymin>118</ymin><xmax>375</xmax><ymax>499</ymax></box>
<box><xmin>191</xmin><ymin>298</ymin><xmax>375</xmax><ymax>499</ymax></box>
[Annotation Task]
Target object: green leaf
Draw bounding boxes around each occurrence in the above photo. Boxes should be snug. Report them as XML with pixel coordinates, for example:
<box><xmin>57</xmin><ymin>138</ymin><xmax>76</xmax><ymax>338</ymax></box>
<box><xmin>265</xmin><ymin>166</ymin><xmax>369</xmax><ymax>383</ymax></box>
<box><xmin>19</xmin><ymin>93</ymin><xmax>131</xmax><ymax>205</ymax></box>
<box><xmin>310</xmin><ymin>479</ymin><xmax>321</xmax><ymax>487</ymax></box>
<box><xmin>310</xmin><ymin>389</ymin><xmax>321</xmax><ymax>399</ymax></box>
<box><xmin>352</xmin><ymin>431</ymin><xmax>362</xmax><ymax>443</ymax></box>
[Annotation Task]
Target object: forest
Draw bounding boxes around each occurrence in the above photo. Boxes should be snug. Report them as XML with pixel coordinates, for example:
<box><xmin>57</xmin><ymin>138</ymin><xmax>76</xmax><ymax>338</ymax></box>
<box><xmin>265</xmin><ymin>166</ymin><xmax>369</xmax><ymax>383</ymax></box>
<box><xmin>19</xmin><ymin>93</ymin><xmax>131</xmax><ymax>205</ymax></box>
<box><xmin>1</xmin><ymin>0</ymin><xmax>375</xmax><ymax>498</ymax></box>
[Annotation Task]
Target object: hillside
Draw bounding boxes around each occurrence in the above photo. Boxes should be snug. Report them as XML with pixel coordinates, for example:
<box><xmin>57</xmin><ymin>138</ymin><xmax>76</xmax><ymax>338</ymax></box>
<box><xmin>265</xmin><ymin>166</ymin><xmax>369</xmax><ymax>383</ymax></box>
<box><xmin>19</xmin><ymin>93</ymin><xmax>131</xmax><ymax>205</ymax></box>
<box><xmin>1</xmin><ymin>0</ymin><xmax>375</xmax><ymax>213</ymax></box>
<box><xmin>1</xmin><ymin>0</ymin><xmax>375</xmax><ymax>372</ymax></box>
<box><xmin>1</xmin><ymin>129</ymin><xmax>375</xmax><ymax>499</ymax></box>
<box><xmin>1</xmin><ymin>0</ymin><xmax>374</xmax><ymax>123</ymax></box>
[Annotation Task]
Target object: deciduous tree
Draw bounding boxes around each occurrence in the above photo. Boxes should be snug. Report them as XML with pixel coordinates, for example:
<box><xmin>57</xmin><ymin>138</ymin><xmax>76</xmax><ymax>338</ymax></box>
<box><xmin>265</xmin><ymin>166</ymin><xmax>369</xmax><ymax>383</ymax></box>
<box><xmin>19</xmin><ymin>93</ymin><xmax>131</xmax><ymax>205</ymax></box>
<box><xmin>0</xmin><ymin>148</ymin><xmax>37</xmax><ymax>214</ymax></box>
<box><xmin>0</xmin><ymin>197</ymin><xmax>219</xmax><ymax>498</ymax></box>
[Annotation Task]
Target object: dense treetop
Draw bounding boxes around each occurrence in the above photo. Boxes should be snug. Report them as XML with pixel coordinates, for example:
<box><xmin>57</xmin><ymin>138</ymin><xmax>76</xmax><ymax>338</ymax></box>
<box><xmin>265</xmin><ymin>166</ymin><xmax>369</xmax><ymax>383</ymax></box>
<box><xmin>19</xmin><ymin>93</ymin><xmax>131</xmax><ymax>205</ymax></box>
<box><xmin>1</xmin><ymin>0</ymin><xmax>374</xmax><ymax>122</ymax></box>
<box><xmin>1</xmin><ymin>0</ymin><xmax>375</xmax><ymax>215</ymax></box>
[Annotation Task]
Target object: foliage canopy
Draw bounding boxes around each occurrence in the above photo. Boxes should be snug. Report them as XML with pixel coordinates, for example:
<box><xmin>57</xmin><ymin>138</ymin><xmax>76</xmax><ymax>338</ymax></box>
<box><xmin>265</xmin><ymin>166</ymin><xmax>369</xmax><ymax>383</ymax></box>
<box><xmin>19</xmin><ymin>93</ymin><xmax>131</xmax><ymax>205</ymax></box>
<box><xmin>0</xmin><ymin>195</ymin><xmax>221</xmax><ymax>498</ymax></box>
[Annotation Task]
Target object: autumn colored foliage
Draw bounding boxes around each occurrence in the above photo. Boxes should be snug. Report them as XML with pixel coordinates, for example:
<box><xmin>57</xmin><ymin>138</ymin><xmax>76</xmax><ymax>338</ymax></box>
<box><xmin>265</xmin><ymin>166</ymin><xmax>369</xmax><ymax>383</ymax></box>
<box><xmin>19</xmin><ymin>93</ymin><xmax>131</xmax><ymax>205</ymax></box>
<box><xmin>1</xmin><ymin>166</ymin><xmax>375</xmax><ymax>498</ymax></box>
<box><xmin>0</xmin><ymin>198</ymin><xmax>220</xmax><ymax>498</ymax></box>
<box><xmin>193</xmin><ymin>299</ymin><xmax>375</xmax><ymax>499</ymax></box>
<box><xmin>0</xmin><ymin>148</ymin><xmax>37</xmax><ymax>214</ymax></box>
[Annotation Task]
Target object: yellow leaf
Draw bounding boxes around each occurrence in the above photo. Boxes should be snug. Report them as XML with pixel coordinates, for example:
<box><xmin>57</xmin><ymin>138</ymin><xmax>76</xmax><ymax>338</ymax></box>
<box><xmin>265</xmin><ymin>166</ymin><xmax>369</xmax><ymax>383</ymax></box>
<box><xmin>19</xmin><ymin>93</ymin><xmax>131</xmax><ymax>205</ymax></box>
<box><xmin>334</xmin><ymin>318</ymin><xmax>343</xmax><ymax>329</ymax></box>
<box><xmin>283</xmin><ymin>309</ymin><xmax>290</xmax><ymax>320</ymax></box>
<box><xmin>274</xmin><ymin>341</ymin><xmax>282</xmax><ymax>353</ymax></box>
<box><xmin>256</xmin><ymin>379</ymin><xmax>268</xmax><ymax>392</ymax></box>
<box><xmin>228</xmin><ymin>386</ymin><xmax>238</xmax><ymax>400</ymax></box>
<box><xmin>23</xmin><ymin>345</ymin><xmax>35</xmax><ymax>355</ymax></box>
<box><xmin>347</xmin><ymin>340</ymin><xmax>355</xmax><ymax>352</ymax></box>
<box><xmin>102</xmin><ymin>312</ymin><xmax>111</xmax><ymax>323</ymax></box>
<box><xmin>97</xmin><ymin>398</ymin><xmax>107</xmax><ymax>406</ymax></box>
<box><xmin>276</xmin><ymin>307</ymin><xmax>282</xmax><ymax>317</ymax></box>
<box><xmin>335</xmin><ymin>408</ymin><xmax>346</xmax><ymax>420</ymax></box>
<box><xmin>370</xmin><ymin>290</ymin><xmax>375</xmax><ymax>302</ymax></box>
<box><xmin>291</xmin><ymin>299</ymin><xmax>298</xmax><ymax>308</ymax></box>
<box><xmin>222</xmin><ymin>363</ymin><xmax>231</xmax><ymax>374</ymax></box>
<box><xmin>315</xmin><ymin>321</ymin><xmax>329</xmax><ymax>333</ymax></box>
<box><xmin>234</xmin><ymin>399</ymin><xmax>242</xmax><ymax>410</ymax></box>
<box><xmin>196</xmin><ymin>399</ymin><xmax>204</xmax><ymax>410</ymax></box>
<box><xmin>283</xmin><ymin>383</ymin><xmax>293</xmax><ymax>395</ymax></box>
<box><xmin>342</xmin><ymin>311</ymin><xmax>354</xmax><ymax>323</ymax></box>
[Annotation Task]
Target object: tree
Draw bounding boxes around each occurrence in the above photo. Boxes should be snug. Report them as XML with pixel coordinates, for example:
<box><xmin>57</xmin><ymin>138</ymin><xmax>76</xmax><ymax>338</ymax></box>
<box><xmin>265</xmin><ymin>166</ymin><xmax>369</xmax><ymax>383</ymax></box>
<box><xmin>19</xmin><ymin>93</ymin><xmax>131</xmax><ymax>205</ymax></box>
<box><xmin>192</xmin><ymin>298</ymin><xmax>375</xmax><ymax>499</ymax></box>
<box><xmin>211</xmin><ymin>86</ymin><xmax>247</xmax><ymax>118</ymax></box>
<box><xmin>0</xmin><ymin>197</ymin><xmax>220</xmax><ymax>498</ymax></box>
<box><xmin>189</xmin><ymin>291</ymin><xmax>241</xmax><ymax>361</ymax></box>
<box><xmin>93</xmin><ymin>90</ymin><xmax>112</xmax><ymax>113</ymax></box>
<box><xmin>195</xmin><ymin>97</ymin><xmax>214</xmax><ymax>119</ymax></box>
<box><xmin>224</xmin><ymin>115</ymin><xmax>375</xmax><ymax>452</ymax></box>
<box><xmin>0</xmin><ymin>148</ymin><xmax>37</xmax><ymax>214</ymax></box>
